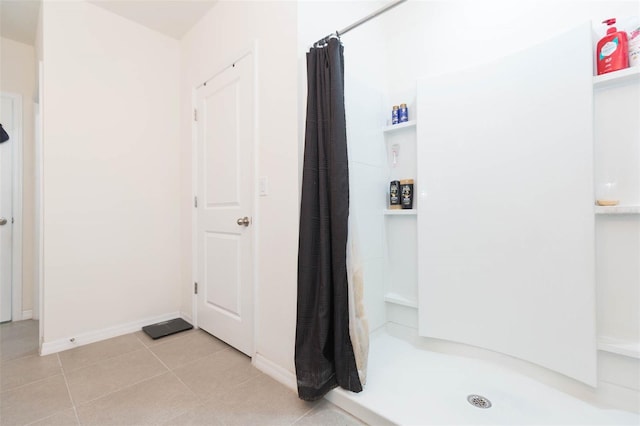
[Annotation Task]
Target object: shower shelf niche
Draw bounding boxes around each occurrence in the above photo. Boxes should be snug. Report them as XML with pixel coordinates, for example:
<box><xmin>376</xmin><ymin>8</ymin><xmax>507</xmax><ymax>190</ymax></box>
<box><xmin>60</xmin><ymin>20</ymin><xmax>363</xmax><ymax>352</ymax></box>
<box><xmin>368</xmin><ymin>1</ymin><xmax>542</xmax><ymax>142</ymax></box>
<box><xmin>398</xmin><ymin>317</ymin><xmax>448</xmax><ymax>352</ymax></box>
<box><xmin>598</xmin><ymin>336</ymin><xmax>640</xmax><ymax>359</ymax></box>
<box><xmin>593</xmin><ymin>63</ymin><xmax>640</xmax><ymax>364</ymax></box>
<box><xmin>593</xmin><ymin>66</ymin><xmax>640</xmax><ymax>89</ymax></box>
<box><xmin>383</xmin><ymin>120</ymin><xmax>416</xmax><ymax>133</ymax></box>
<box><xmin>384</xmin><ymin>292</ymin><xmax>418</xmax><ymax>308</ymax></box>
<box><xmin>384</xmin><ymin>209</ymin><xmax>417</xmax><ymax>216</ymax></box>
<box><xmin>594</xmin><ymin>205</ymin><xmax>640</xmax><ymax>215</ymax></box>
<box><xmin>383</xmin><ymin>112</ymin><xmax>419</xmax><ymax>316</ymax></box>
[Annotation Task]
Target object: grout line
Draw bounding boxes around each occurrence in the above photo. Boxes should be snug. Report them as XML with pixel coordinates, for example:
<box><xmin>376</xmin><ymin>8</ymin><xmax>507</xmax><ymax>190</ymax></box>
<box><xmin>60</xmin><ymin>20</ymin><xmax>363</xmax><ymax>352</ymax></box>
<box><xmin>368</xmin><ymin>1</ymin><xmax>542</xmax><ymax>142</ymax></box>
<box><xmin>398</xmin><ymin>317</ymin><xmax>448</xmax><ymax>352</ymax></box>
<box><xmin>74</xmin><ymin>369</ymin><xmax>169</xmax><ymax>407</ymax></box>
<box><xmin>136</xmin><ymin>328</ymin><xmax>196</xmax><ymax>349</ymax></box>
<box><xmin>0</xmin><ymin>350</ymin><xmax>41</xmax><ymax>364</ymax></box>
<box><xmin>58</xmin><ymin>353</ymin><xmax>81</xmax><ymax>425</ymax></box>
<box><xmin>146</xmin><ymin>344</ymin><xmax>198</xmax><ymax>395</ymax></box>
<box><xmin>290</xmin><ymin>403</ymin><xmax>318</xmax><ymax>425</ymax></box>
<box><xmin>143</xmin><ymin>333</ymin><xmax>232</xmax><ymax>374</ymax></box>
<box><xmin>59</xmin><ymin>335</ymin><xmax>147</xmax><ymax>374</ymax></box>
<box><xmin>145</xmin><ymin>346</ymin><xmax>203</xmax><ymax>422</ymax></box>
<box><xmin>145</xmin><ymin>343</ymin><xmax>173</xmax><ymax>372</ymax></box>
<box><xmin>23</xmin><ymin>408</ymin><xmax>75</xmax><ymax>426</ymax></box>
<box><xmin>133</xmin><ymin>331</ymin><xmax>150</xmax><ymax>347</ymax></box>
<box><xmin>234</xmin><ymin>369</ymin><xmax>264</xmax><ymax>389</ymax></box>
<box><xmin>0</xmin><ymin>371</ymin><xmax>64</xmax><ymax>394</ymax></box>
<box><xmin>66</xmin><ymin>338</ymin><xmax>173</xmax><ymax>407</ymax></box>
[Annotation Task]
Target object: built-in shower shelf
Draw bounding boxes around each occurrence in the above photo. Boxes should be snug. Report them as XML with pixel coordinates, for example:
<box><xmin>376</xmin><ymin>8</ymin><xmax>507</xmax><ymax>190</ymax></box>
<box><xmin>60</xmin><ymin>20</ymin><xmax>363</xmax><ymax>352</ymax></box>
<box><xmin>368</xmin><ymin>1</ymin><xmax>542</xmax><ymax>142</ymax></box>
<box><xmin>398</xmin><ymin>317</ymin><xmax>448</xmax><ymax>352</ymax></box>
<box><xmin>383</xmin><ymin>120</ymin><xmax>416</xmax><ymax>133</ymax></box>
<box><xmin>593</xmin><ymin>67</ymin><xmax>640</xmax><ymax>90</ymax></box>
<box><xmin>594</xmin><ymin>205</ymin><xmax>640</xmax><ymax>215</ymax></box>
<box><xmin>383</xmin><ymin>209</ymin><xmax>417</xmax><ymax>216</ymax></box>
<box><xmin>384</xmin><ymin>293</ymin><xmax>418</xmax><ymax>308</ymax></box>
<box><xmin>598</xmin><ymin>336</ymin><xmax>640</xmax><ymax>359</ymax></box>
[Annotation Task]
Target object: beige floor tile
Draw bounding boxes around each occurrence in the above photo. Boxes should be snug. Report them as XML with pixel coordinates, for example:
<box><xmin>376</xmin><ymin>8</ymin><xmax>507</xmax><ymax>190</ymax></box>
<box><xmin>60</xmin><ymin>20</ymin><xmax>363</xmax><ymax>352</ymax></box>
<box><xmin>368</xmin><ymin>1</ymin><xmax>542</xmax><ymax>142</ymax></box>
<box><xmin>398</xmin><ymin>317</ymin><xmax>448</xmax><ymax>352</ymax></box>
<box><xmin>149</xmin><ymin>330</ymin><xmax>228</xmax><ymax>370</ymax></box>
<box><xmin>0</xmin><ymin>374</ymin><xmax>72</xmax><ymax>426</ymax></box>
<box><xmin>294</xmin><ymin>400</ymin><xmax>367</xmax><ymax>425</ymax></box>
<box><xmin>162</xmin><ymin>402</ymin><xmax>224</xmax><ymax>426</ymax></box>
<box><xmin>0</xmin><ymin>338</ymin><xmax>39</xmax><ymax>362</ymax></box>
<box><xmin>204</xmin><ymin>373</ymin><xmax>317</xmax><ymax>425</ymax></box>
<box><xmin>173</xmin><ymin>347</ymin><xmax>261</xmax><ymax>401</ymax></box>
<box><xmin>134</xmin><ymin>327</ymin><xmax>197</xmax><ymax>348</ymax></box>
<box><xmin>0</xmin><ymin>353</ymin><xmax>61</xmax><ymax>391</ymax></box>
<box><xmin>0</xmin><ymin>321</ymin><xmax>39</xmax><ymax>362</ymax></box>
<box><xmin>75</xmin><ymin>372</ymin><xmax>198</xmax><ymax>425</ymax></box>
<box><xmin>58</xmin><ymin>334</ymin><xmax>145</xmax><ymax>372</ymax></box>
<box><xmin>66</xmin><ymin>348</ymin><xmax>168</xmax><ymax>405</ymax></box>
<box><xmin>0</xmin><ymin>320</ymin><xmax>37</xmax><ymax>339</ymax></box>
<box><xmin>28</xmin><ymin>408</ymin><xmax>79</xmax><ymax>426</ymax></box>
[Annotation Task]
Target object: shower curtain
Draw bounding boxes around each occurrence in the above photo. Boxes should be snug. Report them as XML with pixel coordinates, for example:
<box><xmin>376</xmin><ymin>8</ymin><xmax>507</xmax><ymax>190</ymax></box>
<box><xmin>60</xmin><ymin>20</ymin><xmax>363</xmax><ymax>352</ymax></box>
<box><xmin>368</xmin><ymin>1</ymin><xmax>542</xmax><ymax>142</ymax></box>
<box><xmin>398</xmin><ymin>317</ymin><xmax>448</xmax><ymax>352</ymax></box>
<box><xmin>295</xmin><ymin>37</ymin><xmax>364</xmax><ymax>401</ymax></box>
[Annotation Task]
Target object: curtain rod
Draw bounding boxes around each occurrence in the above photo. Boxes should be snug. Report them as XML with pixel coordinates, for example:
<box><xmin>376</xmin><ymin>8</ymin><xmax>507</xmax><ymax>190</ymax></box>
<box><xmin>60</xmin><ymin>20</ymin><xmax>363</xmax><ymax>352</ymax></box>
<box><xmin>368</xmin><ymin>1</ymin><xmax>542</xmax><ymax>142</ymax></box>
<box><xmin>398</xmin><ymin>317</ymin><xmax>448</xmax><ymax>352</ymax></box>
<box><xmin>313</xmin><ymin>0</ymin><xmax>407</xmax><ymax>47</ymax></box>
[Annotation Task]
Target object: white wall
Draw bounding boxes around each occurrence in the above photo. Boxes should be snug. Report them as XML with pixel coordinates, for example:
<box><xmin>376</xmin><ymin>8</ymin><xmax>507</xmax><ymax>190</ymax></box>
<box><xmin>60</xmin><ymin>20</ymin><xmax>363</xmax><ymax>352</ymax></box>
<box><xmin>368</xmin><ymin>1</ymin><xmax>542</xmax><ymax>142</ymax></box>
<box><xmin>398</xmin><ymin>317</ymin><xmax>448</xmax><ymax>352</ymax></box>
<box><xmin>41</xmin><ymin>1</ymin><xmax>181</xmax><ymax>345</ymax></box>
<box><xmin>180</xmin><ymin>0</ymin><xmax>299</xmax><ymax>373</ymax></box>
<box><xmin>0</xmin><ymin>36</ymin><xmax>36</xmax><ymax>318</ymax></box>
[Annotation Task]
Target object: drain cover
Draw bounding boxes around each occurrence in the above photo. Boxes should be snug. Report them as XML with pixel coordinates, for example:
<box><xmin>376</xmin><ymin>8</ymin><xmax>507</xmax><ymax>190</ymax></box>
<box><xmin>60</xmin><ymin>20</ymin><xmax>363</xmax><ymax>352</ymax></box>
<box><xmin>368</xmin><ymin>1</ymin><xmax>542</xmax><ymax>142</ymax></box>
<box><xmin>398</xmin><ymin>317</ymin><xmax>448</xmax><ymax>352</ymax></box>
<box><xmin>467</xmin><ymin>394</ymin><xmax>492</xmax><ymax>409</ymax></box>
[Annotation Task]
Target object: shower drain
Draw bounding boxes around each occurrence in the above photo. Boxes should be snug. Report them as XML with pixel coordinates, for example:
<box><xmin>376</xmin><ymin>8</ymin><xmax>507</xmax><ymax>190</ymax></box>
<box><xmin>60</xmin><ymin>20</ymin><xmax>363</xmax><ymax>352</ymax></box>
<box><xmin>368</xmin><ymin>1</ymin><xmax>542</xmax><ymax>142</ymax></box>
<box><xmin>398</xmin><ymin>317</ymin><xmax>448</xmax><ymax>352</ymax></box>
<box><xmin>467</xmin><ymin>394</ymin><xmax>492</xmax><ymax>409</ymax></box>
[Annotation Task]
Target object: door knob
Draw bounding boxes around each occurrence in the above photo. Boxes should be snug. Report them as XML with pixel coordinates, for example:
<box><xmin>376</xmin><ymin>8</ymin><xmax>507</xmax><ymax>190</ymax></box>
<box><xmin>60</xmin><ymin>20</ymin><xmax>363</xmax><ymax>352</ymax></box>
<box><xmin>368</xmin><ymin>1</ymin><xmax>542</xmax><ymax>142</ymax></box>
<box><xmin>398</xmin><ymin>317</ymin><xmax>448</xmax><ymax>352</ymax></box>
<box><xmin>0</xmin><ymin>217</ymin><xmax>7</xmax><ymax>226</ymax></box>
<box><xmin>236</xmin><ymin>216</ymin><xmax>250</xmax><ymax>227</ymax></box>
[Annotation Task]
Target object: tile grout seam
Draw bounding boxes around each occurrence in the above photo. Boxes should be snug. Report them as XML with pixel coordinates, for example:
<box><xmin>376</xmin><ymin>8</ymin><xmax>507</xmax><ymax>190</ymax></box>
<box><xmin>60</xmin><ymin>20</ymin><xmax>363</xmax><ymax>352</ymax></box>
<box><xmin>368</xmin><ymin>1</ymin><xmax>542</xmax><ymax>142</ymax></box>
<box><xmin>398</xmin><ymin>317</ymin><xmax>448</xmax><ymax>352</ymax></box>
<box><xmin>59</xmin><ymin>336</ymin><xmax>148</xmax><ymax>373</ymax></box>
<box><xmin>59</xmin><ymin>352</ymin><xmax>82</xmax><ymax>426</ymax></box>
<box><xmin>143</xmin><ymin>340</ymin><xmax>204</xmax><ymax>424</ymax></box>
<box><xmin>290</xmin><ymin>404</ymin><xmax>319</xmax><ymax>425</ymax></box>
<box><xmin>0</xmin><ymin>370</ymin><xmax>62</xmax><ymax>394</ymax></box>
<box><xmin>66</xmin><ymin>342</ymin><xmax>172</xmax><ymax>407</ymax></box>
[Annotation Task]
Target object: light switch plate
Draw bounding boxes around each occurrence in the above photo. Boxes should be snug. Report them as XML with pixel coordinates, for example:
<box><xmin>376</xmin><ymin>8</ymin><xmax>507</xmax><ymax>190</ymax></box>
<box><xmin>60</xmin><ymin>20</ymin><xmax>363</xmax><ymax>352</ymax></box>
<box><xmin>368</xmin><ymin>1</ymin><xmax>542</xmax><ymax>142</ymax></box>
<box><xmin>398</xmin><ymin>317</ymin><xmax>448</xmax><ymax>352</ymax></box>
<box><xmin>259</xmin><ymin>176</ymin><xmax>268</xmax><ymax>196</ymax></box>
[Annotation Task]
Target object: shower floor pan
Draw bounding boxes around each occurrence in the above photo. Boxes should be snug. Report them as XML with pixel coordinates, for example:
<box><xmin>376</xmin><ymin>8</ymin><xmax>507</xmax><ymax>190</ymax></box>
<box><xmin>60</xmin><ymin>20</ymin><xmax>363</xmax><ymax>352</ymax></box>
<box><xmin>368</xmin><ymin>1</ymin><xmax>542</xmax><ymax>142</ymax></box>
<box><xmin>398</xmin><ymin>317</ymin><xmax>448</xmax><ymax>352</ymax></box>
<box><xmin>326</xmin><ymin>331</ymin><xmax>639</xmax><ymax>425</ymax></box>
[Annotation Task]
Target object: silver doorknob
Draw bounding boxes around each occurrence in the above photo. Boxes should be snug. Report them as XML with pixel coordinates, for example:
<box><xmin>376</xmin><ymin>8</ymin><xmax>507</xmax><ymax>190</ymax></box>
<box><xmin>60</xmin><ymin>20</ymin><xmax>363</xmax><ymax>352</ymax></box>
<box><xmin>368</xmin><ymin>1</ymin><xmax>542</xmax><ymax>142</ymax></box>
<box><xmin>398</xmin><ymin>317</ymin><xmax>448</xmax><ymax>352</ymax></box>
<box><xmin>236</xmin><ymin>216</ymin><xmax>250</xmax><ymax>227</ymax></box>
<box><xmin>0</xmin><ymin>217</ymin><xmax>7</xmax><ymax>226</ymax></box>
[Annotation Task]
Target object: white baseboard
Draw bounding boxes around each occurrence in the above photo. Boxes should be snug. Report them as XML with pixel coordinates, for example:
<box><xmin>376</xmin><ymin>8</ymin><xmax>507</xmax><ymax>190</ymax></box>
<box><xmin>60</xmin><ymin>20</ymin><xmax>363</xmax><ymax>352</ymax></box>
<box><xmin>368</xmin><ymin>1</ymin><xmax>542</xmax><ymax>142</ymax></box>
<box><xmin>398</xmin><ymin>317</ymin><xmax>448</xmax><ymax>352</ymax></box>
<box><xmin>180</xmin><ymin>311</ymin><xmax>194</xmax><ymax>326</ymax></box>
<box><xmin>21</xmin><ymin>310</ymin><xmax>33</xmax><ymax>320</ymax></box>
<box><xmin>252</xmin><ymin>353</ymin><xmax>297</xmax><ymax>392</ymax></box>
<box><xmin>40</xmin><ymin>311</ymin><xmax>183</xmax><ymax>356</ymax></box>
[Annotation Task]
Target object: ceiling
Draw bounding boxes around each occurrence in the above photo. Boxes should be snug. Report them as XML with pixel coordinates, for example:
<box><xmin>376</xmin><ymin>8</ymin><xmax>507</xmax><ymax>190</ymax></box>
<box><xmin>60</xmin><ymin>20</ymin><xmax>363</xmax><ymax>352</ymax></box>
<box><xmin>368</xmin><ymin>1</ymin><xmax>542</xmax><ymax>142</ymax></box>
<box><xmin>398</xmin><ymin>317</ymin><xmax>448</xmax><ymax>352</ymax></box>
<box><xmin>0</xmin><ymin>0</ymin><xmax>218</xmax><ymax>45</ymax></box>
<box><xmin>0</xmin><ymin>0</ymin><xmax>41</xmax><ymax>45</ymax></box>
<box><xmin>87</xmin><ymin>0</ymin><xmax>218</xmax><ymax>39</ymax></box>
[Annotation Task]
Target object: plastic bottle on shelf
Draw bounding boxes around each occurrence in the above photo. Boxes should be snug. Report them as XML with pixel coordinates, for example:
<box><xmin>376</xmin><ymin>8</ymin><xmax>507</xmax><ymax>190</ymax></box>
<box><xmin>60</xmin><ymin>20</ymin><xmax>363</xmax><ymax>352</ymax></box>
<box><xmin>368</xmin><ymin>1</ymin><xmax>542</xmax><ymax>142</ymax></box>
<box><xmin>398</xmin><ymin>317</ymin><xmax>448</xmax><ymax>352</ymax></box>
<box><xmin>392</xmin><ymin>105</ymin><xmax>399</xmax><ymax>125</ymax></box>
<box><xmin>389</xmin><ymin>180</ymin><xmax>401</xmax><ymax>209</ymax></box>
<box><xmin>399</xmin><ymin>103</ymin><xmax>409</xmax><ymax>123</ymax></box>
<box><xmin>596</xmin><ymin>18</ymin><xmax>629</xmax><ymax>75</ymax></box>
<box><xmin>400</xmin><ymin>179</ymin><xmax>414</xmax><ymax>209</ymax></box>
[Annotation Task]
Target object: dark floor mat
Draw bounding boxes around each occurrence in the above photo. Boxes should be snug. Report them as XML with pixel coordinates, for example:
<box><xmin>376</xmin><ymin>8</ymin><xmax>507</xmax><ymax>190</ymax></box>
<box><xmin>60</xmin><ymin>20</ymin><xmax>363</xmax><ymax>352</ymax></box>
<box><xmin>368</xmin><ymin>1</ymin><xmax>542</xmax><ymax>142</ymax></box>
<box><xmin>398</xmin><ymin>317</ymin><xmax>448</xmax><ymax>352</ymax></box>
<box><xmin>142</xmin><ymin>318</ymin><xmax>193</xmax><ymax>340</ymax></box>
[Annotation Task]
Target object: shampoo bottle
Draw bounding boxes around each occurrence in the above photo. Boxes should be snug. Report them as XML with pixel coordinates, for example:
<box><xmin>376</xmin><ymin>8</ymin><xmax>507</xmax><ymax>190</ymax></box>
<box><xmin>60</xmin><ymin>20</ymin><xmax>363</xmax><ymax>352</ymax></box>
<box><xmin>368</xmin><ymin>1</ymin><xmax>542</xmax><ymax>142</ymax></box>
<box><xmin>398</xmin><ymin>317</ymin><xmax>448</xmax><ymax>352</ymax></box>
<box><xmin>597</xmin><ymin>18</ymin><xmax>629</xmax><ymax>75</ymax></box>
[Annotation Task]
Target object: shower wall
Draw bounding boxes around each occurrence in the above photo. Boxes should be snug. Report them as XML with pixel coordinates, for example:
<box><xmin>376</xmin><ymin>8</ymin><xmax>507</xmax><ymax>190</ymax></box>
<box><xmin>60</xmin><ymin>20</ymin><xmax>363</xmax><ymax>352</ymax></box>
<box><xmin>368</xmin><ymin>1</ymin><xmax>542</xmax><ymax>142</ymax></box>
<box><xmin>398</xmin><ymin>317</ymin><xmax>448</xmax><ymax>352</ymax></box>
<box><xmin>344</xmin><ymin>60</ymin><xmax>387</xmax><ymax>333</ymax></box>
<box><xmin>374</xmin><ymin>0</ymin><xmax>640</xmax><ymax>412</ymax></box>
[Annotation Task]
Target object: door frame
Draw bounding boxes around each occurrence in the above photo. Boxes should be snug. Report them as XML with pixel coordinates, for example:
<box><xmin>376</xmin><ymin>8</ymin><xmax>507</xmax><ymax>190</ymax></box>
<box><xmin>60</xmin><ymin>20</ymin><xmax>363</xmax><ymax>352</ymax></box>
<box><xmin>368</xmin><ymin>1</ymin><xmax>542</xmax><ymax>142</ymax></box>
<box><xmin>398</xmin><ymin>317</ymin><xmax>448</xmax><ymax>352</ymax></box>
<box><xmin>191</xmin><ymin>43</ymin><xmax>259</xmax><ymax>355</ymax></box>
<box><xmin>1</xmin><ymin>91</ymin><xmax>23</xmax><ymax>322</ymax></box>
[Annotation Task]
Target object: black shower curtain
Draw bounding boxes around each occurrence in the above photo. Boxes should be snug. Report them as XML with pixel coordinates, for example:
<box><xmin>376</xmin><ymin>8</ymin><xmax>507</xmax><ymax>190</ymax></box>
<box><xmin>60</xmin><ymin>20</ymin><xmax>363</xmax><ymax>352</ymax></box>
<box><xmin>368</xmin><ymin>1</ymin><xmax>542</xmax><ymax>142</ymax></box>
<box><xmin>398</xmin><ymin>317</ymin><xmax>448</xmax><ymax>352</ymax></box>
<box><xmin>295</xmin><ymin>38</ymin><xmax>362</xmax><ymax>401</ymax></box>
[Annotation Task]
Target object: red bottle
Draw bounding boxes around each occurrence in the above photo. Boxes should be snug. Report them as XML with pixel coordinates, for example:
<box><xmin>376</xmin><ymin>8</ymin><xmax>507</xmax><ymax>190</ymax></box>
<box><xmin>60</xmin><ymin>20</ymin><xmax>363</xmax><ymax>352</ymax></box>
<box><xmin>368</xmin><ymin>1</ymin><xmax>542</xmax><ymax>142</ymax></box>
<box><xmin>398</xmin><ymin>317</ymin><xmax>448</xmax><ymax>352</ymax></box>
<box><xmin>597</xmin><ymin>18</ymin><xmax>629</xmax><ymax>75</ymax></box>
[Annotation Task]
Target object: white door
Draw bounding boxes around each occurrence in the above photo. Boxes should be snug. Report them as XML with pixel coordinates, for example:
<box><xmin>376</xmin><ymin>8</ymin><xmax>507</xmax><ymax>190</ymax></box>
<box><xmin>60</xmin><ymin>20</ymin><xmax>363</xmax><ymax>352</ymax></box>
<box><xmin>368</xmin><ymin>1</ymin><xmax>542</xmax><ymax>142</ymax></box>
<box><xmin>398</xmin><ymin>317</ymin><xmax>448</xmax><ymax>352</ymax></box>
<box><xmin>0</xmin><ymin>95</ymin><xmax>15</xmax><ymax>322</ymax></box>
<box><xmin>196</xmin><ymin>53</ymin><xmax>255</xmax><ymax>356</ymax></box>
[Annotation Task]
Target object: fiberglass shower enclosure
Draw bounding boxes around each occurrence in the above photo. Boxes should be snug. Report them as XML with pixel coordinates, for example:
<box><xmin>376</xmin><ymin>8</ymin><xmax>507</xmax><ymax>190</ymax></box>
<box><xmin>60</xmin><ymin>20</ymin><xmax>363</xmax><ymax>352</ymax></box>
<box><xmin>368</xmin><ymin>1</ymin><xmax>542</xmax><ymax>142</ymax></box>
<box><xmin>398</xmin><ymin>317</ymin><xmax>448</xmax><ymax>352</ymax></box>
<box><xmin>340</xmin><ymin>2</ymin><xmax>639</xmax><ymax>421</ymax></box>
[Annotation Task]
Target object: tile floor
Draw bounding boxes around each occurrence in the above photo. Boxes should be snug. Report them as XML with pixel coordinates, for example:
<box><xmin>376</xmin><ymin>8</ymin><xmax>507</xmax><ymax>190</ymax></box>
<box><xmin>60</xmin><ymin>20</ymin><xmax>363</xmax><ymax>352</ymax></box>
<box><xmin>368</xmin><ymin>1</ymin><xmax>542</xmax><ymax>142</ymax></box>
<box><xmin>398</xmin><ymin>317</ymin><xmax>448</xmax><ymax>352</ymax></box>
<box><xmin>0</xmin><ymin>320</ymin><xmax>365</xmax><ymax>426</ymax></box>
